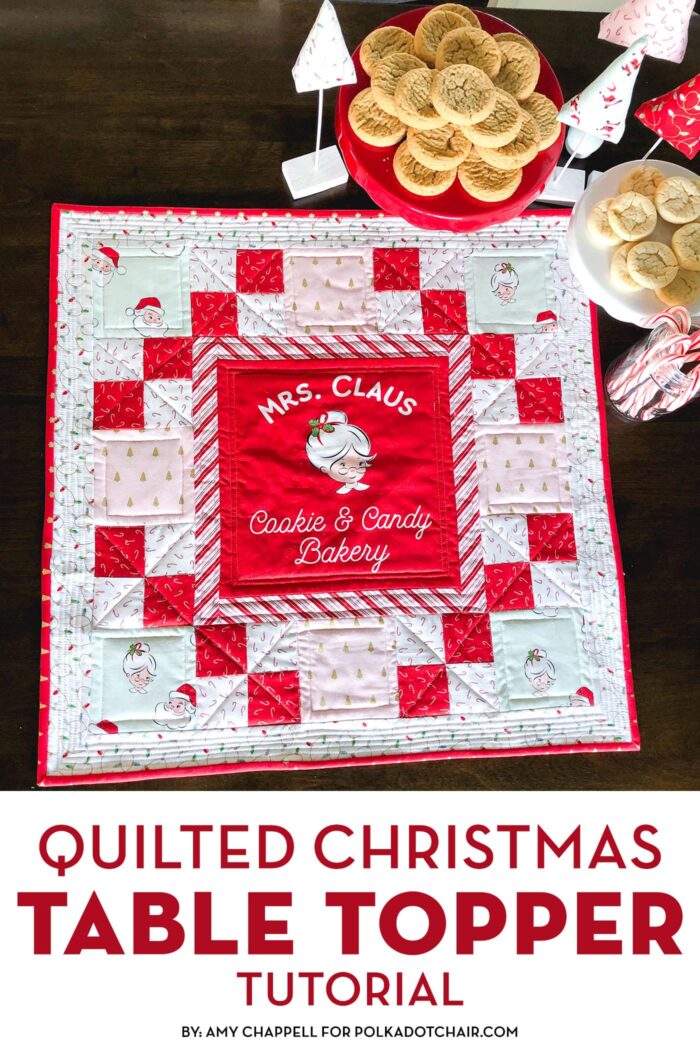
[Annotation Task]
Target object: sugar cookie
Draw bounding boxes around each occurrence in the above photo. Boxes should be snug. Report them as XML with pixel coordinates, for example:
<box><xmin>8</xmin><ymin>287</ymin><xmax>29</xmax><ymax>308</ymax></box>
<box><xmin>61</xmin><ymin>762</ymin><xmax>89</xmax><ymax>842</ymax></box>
<box><xmin>586</xmin><ymin>198</ymin><xmax>623</xmax><ymax>247</ymax></box>
<box><xmin>406</xmin><ymin>123</ymin><xmax>471</xmax><ymax>170</ymax></box>
<box><xmin>655</xmin><ymin>177</ymin><xmax>700</xmax><ymax>224</ymax></box>
<box><xmin>626</xmin><ymin>241</ymin><xmax>679</xmax><ymax>290</ymax></box>
<box><xmin>394</xmin><ymin>68</ymin><xmax>445</xmax><ymax>130</ymax></box>
<box><xmin>520</xmin><ymin>92</ymin><xmax>560</xmax><ymax>151</ymax></box>
<box><xmin>607</xmin><ymin>192</ymin><xmax>657</xmax><ymax>242</ymax></box>
<box><xmin>457</xmin><ymin>156</ymin><xmax>522</xmax><ymax>202</ymax></box>
<box><xmin>474</xmin><ymin>111</ymin><xmax>540</xmax><ymax>170</ymax></box>
<box><xmin>433</xmin><ymin>4</ymin><xmax>480</xmax><ymax>28</ymax></box>
<box><xmin>393</xmin><ymin>140</ymin><xmax>458</xmax><ymax>195</ymax></box>
<box><xmin>655</xmin><ymin>269</ymin><xmax>700</xmax><ymax>308</ymax></box>
<box><xmin>430</xmin><ymin>63</ymin><xmax>496</xmax><ymax>126</ymax></box>
<box><xmin>462</xmin><ymin>88</ymin><xmax>522</xmax><ymax>148</ymax></box>
<box><xmin>619</xmin><ymin>165</ymin><xmax>665</xmax><ymax>200</ymax></box>
<box><xmin>493</xmin><ymin>31</ymin><xmax>539</xmax><ymax>59</ymax></box>
<box><xmin>610</xmin><ymin>243</ymin><xmax>642</xmax><ymax>293</ymax></box>
<box><xmin>371</xmin><ymin>52</ymin><xmax>426</xmax><ymax>116</ymax></box>
<box><xmin>435</xmin><ymin>27</ymin><xmax>502</xmax><ymax>79</ymax></box>
<box><xmin>414</xmin><ymin>9</ymin><xmax>468</xmax><ymax>66</ymax></box>
<box><xmin>348</xmin><ymin>88</ymin><xmax>407</xmax><ymax>147</ymax></box>
<box><xmin>359</xmin><ymin>26</ymin><xmax>415</xmax><ymax>77</ymax></box>
<box><xmin>493</xmin><ymin>39</ymin><xmax>540</xmax><ymax>101</ymax></box>
<box><xmin>671</xmin><ymin>223</ymin><xmax>700</xmax><ymax>272</ymax></box>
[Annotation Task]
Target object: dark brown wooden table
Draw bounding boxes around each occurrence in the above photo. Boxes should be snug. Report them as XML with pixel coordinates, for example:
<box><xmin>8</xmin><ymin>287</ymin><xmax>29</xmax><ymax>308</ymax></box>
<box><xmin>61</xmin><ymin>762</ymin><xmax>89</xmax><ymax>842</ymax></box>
<box><xmin>2</xmin><ymin>0</ymin><xmax>698</xmax><ymax>790</ymax></box>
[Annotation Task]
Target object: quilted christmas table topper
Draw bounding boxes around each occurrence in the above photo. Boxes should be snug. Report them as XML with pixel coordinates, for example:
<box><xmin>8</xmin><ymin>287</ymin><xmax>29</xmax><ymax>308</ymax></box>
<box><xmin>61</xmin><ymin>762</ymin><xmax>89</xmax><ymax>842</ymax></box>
<box><xmin>39</xmin><ymin>204</ymin><xmax>637</xmax><ymax>784</ymax></box>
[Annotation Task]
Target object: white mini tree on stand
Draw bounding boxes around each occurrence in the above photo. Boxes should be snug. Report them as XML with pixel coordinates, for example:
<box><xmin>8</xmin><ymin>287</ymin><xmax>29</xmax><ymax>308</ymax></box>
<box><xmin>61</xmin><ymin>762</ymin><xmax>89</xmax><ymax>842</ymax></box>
<box><xmin>553</xmin><ymin>35</ymin><xmax>648</xmax><ymax>184</ymax></box>
<box><xmin>282</xmin><ymin>0</ymin><xmax>357</xmax><ymax>200</ymax></box>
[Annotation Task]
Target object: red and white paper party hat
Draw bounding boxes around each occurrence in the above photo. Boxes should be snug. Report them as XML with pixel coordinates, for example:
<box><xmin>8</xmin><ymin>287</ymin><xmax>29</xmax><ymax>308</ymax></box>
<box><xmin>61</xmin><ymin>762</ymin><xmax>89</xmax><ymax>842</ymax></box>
<box><xmin>558</xmin><ymin>36</ymin><xmax>648</xmax><ymax>144</ymax></box>
<box><xmin>292</xmin><ymin>0</ymin><xmax>357</xmax><ymax>93</ymax></box>
<box><xmin>599</xmin><ymin>0</ymin><xmax>693</xmax><ymax>65</ymax></box>
<box><xmin>635</xmin><ymin>76</ymin><xmax>700</xmax><ymax>161</ymax></box>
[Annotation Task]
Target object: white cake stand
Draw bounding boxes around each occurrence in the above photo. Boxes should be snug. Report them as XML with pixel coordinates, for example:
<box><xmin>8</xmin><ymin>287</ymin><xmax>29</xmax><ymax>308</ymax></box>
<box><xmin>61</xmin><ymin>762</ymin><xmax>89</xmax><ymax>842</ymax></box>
<box><xmin>567</xmin><ymin>159</ymin><xmax>700</xmax><ymax>328</ymax></box>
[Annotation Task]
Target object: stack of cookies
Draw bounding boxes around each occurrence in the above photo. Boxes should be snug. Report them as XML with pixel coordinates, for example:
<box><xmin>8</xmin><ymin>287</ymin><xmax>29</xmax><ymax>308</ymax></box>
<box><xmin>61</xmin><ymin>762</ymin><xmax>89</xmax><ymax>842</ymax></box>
<box><xmin>586</xmin><ymin>168</ymin><xmax>700</xmax><ymax>308</ymax></box>
<box><xmin>348</xmin><ymin>4</ymin><xmax>559</xmax><ymax>203</ymax></box>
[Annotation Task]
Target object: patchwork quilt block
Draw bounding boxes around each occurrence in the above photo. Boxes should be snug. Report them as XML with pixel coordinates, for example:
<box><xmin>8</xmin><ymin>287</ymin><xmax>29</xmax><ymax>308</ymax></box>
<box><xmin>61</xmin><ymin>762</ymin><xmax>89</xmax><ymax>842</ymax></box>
<box><xmin>39</xmin><ymin>205</ymin><xmax>637</xmax><ymax>784</ymax></box>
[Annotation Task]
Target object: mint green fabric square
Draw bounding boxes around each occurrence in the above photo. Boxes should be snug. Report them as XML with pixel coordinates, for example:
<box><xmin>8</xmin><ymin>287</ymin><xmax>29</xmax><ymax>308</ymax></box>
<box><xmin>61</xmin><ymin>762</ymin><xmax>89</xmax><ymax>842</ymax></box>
<box><xmin>93</xmin><ymin>628</ymin><xmax>194</xmax><ymax>733</ymax></box>
<box><xmin>466</xmin><ymin>250</ymin><xmax>557</xmax><ymax>334</ymax></box>
<box><xmin>93</xmin><ymin>251</ymin><xmax>191</xmax><ymax>339</ymax></box>
<box><xmin>492</xmin><ymin>609</ymin><xmax>591</xmax><ymax>711</ymax></box>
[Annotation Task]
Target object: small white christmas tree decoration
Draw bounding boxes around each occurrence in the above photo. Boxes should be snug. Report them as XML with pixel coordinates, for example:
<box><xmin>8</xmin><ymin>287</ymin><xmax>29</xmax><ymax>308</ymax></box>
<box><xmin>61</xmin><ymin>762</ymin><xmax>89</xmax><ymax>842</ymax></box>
<box><xmin>282</xmin><ymin>0</ymin><xmax>357</xmax><ymax>200</ymax></box>
<box><xmin>554</xmin><ymin>36</ymin><xmax>648</xmax><ymax>180</ymax></box>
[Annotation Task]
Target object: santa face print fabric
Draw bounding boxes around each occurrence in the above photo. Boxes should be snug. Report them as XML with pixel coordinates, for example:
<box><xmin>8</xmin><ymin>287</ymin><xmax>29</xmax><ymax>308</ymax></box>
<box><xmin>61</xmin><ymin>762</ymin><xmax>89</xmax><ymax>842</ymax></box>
<box><xmin>39</xmin><ymin>206</ymin><xmax>637</xmax><ymax>783</ymax></box>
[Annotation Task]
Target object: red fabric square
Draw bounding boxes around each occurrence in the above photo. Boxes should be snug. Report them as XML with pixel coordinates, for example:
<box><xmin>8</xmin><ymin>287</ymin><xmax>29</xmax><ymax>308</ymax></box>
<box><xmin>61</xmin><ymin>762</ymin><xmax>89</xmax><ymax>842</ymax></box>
<box><xmin>470</xmin><ymin>334</ymin><xmax>516</xmax><ymax>379</ymax></box>
<box><xmin>191</xmin><ymin>292</ymin><xmax>238</xmax><ymax>336</ymax></box>
<box><xmin>373</xmin><ymin>247</ymin><xmax>421</xmax><ymax>291</ymax></box>
<box><xmin>236</xmin><ymin>249</ymin><xmax>285</xmax><ymax>294</ymax></box>
<box><xmin>216</xmin><ymin>356</ymin><xmax>460</xmax><ymax>598</ymax></box>
<box><xmin>143</xmin><ymin>574</ymin><xmax>194</xmax><ymax>626</ymax></box>
<box><xmin>143</xmin><ymin>338</ymin><xmax>193</xmax><ymax>381</ymax></box>
<box><xmin>515</xmin><ymin>378</ymin><xmax>564</xmax><ymax>424</ymax></box>
<box><xmin>484</xmin><ymin>562</ymin><xmax>535</xmax><ymax>611</ymax></box>
<box><xmin>398</xmin><ymin>664</ymin><xmax>450</xmax><ymax>718</ymax></box>
<box><xmin>248</xmin><ymin>671</ymin><xmax>300</xmax><ymax>726</ymax></box>
<box><xmin>527</xmin><ymin>513</ymin><xmax>577</xmax><ymax>561</ymax></box>
<box><xmin>94</xmin><ymin>526</ymin><xmax>145</xmax><ymax>578</ymax></box>
<box><xmin>195</xmin><ymin>624</ymin><xmax>248</xmax><ymax>676</ymax></box>
<box><xmin>420</xmin><ymin>290</ymin><xmax>468</xmax><ymax>335</ymax></box>
<box><xmin>442</xmin><ymin>612</ymin><xmax>493</xmax><ymax>663</ymax></box>
<box><xmin>93</xmin><ymin>381</ymin><xmax>144</xmax><ymax>430</ymax></box>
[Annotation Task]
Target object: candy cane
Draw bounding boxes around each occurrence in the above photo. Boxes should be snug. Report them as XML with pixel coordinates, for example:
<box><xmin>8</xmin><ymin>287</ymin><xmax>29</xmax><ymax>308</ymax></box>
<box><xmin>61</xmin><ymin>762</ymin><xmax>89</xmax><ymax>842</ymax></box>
<box><xmin>606</xmin><ymin>308</ymin><xmax>700</xmax><ymax>420</ymax></box>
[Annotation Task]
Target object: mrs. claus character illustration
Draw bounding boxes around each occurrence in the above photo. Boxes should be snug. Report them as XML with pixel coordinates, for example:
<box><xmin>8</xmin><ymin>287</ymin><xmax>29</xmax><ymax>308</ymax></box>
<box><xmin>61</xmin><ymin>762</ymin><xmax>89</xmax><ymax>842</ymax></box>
<box><xmin>126</xmin><ymin>296</ymin><xmax>169</xmax><ymax>337</ymax></box>
<box><xmin>491</xmin><ymin>262</ymin><xmax>519</xmax><ymax>304</ymax></box>
<box><xmin>524</xmin><ymin>647</ymin><xmax>556</xmax><ymax>694</ymax></box>
<box><xmin>122</xmin><ymin>641</ymin><xmax>157</xmax><ymax>694</ymax></box>
<box><xmin>305</xmin><ymin>410</ymin><xmax>375</xmax><ymax>494</ymax></box>
<box><xmin>154</xmin><ymin>683</ymin><xmax>196</xmax><ymax>730</ymax></box>
<box><xmin>92</xmin><ymin>245</ymin><xmax>126</xmax><ymax>286</ymax></box>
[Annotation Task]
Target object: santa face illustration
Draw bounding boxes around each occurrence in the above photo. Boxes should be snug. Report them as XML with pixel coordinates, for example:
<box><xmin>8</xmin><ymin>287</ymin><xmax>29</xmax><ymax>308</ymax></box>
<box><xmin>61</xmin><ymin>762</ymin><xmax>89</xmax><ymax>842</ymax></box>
<box><xmin>126</xmin><ymin>296</ymin><xmax>169</xmax><ymax>337</ymax></box>
<box><xmin>122</xmin><ymin>641</ymin><xmax>157</xmax><ymax>694</ymax></box>
<box><xmin>91</xmin><ymin>245</ymin><xmax>125</xmax><ymax>286</ymax></box>
<box><xmin>153</xmin><ymin>684</ymin><xmax>196</xmax><ymax>730</ymax></box>
<box><xmin>491</xmin><ymin>262</ymin><xmax>519</xmax><ymax>304</ymax></box>
<box><xmin>535</xmin><ymin>310</ymin><xmax>557</xmax><ymax>333</ymax></box>
<box><xmin>524</xmin><ymin>647</ymin><xmax>556</xmax><ymax>695</ymax></box>
<box><xmin>305</xmin><ymin>410</ymin><xmax>375</xmax><ymax>495</ymax></box>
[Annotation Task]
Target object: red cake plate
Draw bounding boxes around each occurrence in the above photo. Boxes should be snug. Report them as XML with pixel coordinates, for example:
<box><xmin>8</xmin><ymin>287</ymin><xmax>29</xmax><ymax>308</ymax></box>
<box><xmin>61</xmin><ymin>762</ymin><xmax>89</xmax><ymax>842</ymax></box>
<box><xmin>336</xmin><ymin>6</ymin><xmax>565</xmax><ymax>232</ymax></box>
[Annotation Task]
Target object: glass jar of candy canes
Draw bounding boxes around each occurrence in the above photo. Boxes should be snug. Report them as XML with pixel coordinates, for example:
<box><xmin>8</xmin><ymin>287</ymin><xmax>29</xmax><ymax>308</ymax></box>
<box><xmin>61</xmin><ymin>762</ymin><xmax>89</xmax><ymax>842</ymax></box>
<box><xmin>605</xmin><ymin>308</ymin><xmax>700</xmax><ymax>422</ymax></box>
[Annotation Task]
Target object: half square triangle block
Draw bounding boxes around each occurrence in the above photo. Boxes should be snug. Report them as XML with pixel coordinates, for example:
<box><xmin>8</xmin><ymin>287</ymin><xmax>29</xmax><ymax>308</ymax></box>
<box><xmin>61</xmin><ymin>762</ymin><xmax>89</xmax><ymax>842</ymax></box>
<box><xmin>195</xmin><ymin>624</ymin><xmax>248</xmax><ymax>677</ymax></box>
<box><xmin>516</xmin><ymin>378</ymin><xmax>564</xmax><ymax>424</ymax></box>
<box><xmin>236</xmin><ymin>250</ymin><xmax>285</xmax><ymax>295</ymax></box>
<box><xmin>143</xmin><ymin>338</ymin><xmax>193</xmax><ymax>381</ymax></box>
<box><xmin>190</xmin><ymin>292</ymin><xmax>238</xmax><ymax>336</ymax></box>
<box><xmin>527</xmin><ymin>513</ymin><xmax>577</xmax><ymax>561</ymax></box>
<box><xmin>143</xmin><ymin>574</ymin><xmax>194</xmax><ymax>627</ymax></box>
<box><xmin>398</xmin><ymin>664</ymin><xmax>450</xmax><ymax>718</ymax></box>
<box><xmin>93</xmin><ymin>381</ymin><xmax>144</xmax><ymax>430</ymax></box>
<box><xmin>470</xmin><ymin>334</ymin><xmax>516</xmax><ymax>380</ymax></box>
<box><xmin>420</xmin><ymin>290</ymin><xmax>468</xmax><ymax>335</ymax></box>
<box><xmin>94</xmin><ymin>526</ymin><xmax>145</xmax><ymax>578</ymax></box>
<box><xmin>248</xmin><ymin>671</ymin><xmax>301</xmax><ymax>726</ymax></box>
<box><xmin>484</xmin><ymin>562</ymin><xmax>535</xmax><ymax>612</ymax></box>
<box><xmin>442</xmin><ymin>612</ymin><xmax>494</xmax><ymax>663</ymax></box>
<box><xmin>373</xmin><ymin>248</ymin><xmax>421</xmax><ymax>292</ymax></box>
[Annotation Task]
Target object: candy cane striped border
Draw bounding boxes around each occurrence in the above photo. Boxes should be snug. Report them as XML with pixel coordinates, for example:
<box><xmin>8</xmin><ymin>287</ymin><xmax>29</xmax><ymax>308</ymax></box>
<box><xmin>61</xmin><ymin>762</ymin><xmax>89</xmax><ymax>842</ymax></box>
<box><xmin>193</xmin><ymin>332</ymin><xmax>484</xmax><ymax>623</ymax></box>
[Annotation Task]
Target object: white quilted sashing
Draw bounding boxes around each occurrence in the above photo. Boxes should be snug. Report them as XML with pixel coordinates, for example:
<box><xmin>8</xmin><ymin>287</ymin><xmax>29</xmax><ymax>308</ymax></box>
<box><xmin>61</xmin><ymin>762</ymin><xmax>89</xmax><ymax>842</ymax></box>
<box><xmin>42</xmin><ymin>207</ymin><xmax>636</xmax><ymax>781</ymax></box>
